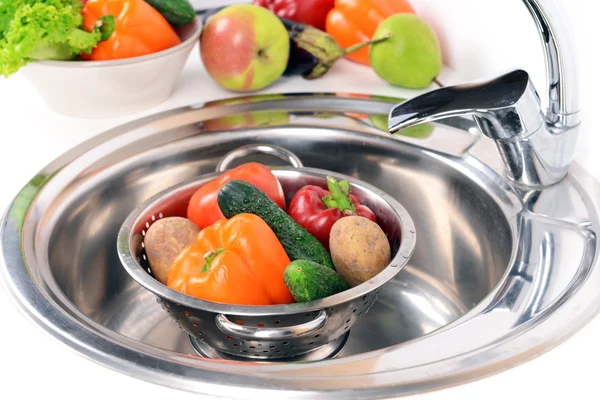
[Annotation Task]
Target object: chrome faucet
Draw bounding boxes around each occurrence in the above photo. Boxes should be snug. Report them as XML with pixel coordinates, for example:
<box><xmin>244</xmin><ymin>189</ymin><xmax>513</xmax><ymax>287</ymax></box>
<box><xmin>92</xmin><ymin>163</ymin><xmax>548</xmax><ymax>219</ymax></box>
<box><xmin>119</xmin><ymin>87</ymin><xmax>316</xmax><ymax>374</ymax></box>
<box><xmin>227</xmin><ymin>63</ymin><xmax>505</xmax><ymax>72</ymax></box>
<box><xmin>388</xmin><ymin>0</ymin><xmax>580</xmax><ymax>188</ymax></box>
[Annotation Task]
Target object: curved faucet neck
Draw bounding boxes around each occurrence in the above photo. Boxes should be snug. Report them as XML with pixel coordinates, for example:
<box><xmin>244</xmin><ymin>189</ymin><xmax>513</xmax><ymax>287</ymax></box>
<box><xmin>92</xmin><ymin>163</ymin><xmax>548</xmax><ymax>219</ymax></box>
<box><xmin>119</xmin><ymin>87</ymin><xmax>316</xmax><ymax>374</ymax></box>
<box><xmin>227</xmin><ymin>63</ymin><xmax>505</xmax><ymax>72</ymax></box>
<box><xmin>387</xmin><ymin>0</ymin><xmax>581</xmax><ymax>188</ymax></box>
<box><xmin>523</xmin><ymin>0</ymin><xmax>580</xmax><ymax>127</ymax></box>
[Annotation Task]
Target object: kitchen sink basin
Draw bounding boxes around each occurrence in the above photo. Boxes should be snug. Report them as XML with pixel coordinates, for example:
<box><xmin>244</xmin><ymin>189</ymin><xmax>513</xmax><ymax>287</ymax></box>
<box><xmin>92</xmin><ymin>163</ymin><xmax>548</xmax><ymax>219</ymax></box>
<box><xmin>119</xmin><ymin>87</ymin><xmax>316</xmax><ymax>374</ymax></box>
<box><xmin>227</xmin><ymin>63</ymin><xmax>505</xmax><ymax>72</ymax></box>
<box><xmin>2</xmin><ymin>93</ymin><xmax>599</xmax><ymax>399</ymax></box>
<box><xmin>48</xmin><ymin>101</ymin><xmax>512</xmax><ymax>357</ymax></box>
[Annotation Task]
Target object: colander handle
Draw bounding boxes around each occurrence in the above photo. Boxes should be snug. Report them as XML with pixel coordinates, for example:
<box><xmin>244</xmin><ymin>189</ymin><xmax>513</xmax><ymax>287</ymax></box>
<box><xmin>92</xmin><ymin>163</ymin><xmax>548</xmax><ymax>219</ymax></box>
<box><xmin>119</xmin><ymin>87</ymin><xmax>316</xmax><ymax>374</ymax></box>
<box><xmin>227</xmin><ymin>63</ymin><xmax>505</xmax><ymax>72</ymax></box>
<box><xmin>216</xmin><ymin>144</ymin><xmax>304</xmax><ymax>173</ymax></box>
<box><xmin>215</xmin><ymin>311</ymin><xmax>327</xmax><ymax>340</ymax></box>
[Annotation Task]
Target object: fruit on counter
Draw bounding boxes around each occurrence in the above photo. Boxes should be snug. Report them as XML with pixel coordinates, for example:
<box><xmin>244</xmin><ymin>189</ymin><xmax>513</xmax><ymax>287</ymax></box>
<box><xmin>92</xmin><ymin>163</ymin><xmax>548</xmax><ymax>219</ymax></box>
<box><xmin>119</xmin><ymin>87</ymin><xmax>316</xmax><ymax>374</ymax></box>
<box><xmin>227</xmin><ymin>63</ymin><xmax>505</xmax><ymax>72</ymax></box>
<box><xmin>81</xmin><ymin>0</ymin><xmax>181</xmax><ymax>61</ymax></box>
<box><xmin>200</xmin><ymin>4</ymin><xmax>290</xmax><ymax>92</ymax></box>
<box><xmin>283</xmin><ymin>260</ymin><xmax>349</xmax><ymax>302</ymax></box>
<box><xmin>280</xmin><ymin>17</ymin><xmax>390</xmax><ymax>79</ymax></box>
<box><xmin>0</xmin><ymin>0</ymin><xmax>107</xmax><ymax>77</ymax></box>
<box><xmin>253</xmin><ymin>0</ymin><xmax>334</xmax><ymax>31</ymax></box>
<box><xmin>218</xmin><ymin>180</ymin><xmax>335</xmax><ymax>269</ymax></box>
<box><xmin>288</xmin><ymin>176</ymin><xmax>376</xmax><ymax>251</ymax></box>
<box><xmin>145</xmin><ymin>0</ymin><xmax>196</xmax><ymax>26</ymax></box>
<box><xmin>187</xmin><ymin>162</ymin><xmax>285</xmax><ymax>230</ymax></box>
<box><xmin>369</xmin><ymin>14</ymin><xmax>442</xmax><ymax>89</ymax></box>
<box><xmin>325</xmin><ymin>0</ymin><xmax>415</xmax><ymax>66</ymax></box>
<box><xmin>167</xmin><ymin>213</ymin><xmax>294</xmax><ymax>305</ymax></box>
<box><xmin>200</xmin><ymin>6</ymin><xmax>380</xmax><ymax>81</ymax></box>
<box><xmin>329</xmin><ymin>216</ymin><xmax>391</xmax><ymax>287</ymax></box>
<box><xmin>143</xmin><ymin>217</ymin><xmax>200</xmax><ymax>285</ymax></box>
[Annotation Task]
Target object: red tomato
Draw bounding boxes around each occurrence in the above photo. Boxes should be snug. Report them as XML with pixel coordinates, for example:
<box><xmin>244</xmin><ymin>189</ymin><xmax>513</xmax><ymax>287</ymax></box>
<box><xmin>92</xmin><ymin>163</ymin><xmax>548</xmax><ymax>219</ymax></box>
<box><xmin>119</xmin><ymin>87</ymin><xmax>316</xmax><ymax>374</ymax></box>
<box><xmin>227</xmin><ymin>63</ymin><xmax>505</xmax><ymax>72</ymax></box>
<box><xmin>187</xmin><ymin>162</ymin><xmax>286</xmax><ymax>229</ymax></box>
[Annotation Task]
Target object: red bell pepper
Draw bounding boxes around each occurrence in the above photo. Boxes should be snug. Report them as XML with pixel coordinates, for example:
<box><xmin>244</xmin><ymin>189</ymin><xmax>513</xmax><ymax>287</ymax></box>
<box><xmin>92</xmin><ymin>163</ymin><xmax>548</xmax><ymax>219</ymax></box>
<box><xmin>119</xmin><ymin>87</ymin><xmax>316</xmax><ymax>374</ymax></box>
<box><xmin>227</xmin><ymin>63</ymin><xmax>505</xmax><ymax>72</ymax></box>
<box><xmin>288</xmin><ymin>176</ymin><xmax>377</xmax><ymax>251</ymax></box>
<box><xmin>253</xmin><ymin>0</ymin><xmax>335</xmax><ymax>31</ymax></box>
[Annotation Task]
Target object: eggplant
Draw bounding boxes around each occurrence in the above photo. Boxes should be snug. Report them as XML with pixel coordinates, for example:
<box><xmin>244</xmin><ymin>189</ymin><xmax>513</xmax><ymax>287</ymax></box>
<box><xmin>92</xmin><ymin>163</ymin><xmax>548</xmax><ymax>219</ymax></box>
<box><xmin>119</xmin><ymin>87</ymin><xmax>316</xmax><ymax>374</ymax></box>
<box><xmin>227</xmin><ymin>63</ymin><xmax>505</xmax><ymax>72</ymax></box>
<box><xmin>279</xmin><ymin>17</ymin><xmax>389</xmax><ymax>79</ymax></box>
<box><xmin>198</xmin><ymin>7</ymin><xmax>389</xmax><ymax>80</ymax></box>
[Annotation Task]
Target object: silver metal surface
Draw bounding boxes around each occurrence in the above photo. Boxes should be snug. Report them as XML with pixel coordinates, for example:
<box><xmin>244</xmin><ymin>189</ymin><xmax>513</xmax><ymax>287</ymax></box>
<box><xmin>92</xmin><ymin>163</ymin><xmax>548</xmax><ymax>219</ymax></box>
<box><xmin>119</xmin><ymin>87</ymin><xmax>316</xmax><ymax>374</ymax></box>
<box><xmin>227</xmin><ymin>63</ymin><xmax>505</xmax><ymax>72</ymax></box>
<box><xmin>118</xmin><ymin>153</ymin><xmax>415</xmax><ymax>360</ymax></box>
<box><xmin>189</xmin><ymin>330</ymin><xmax>351</xmax><ymax>361</ymax></box>
<box><xmin>216</xmin><ymin>143</ymin><xmax>304</xmax><ymax>172</ymax></box>
<box><xmin>1</xmin><ymin>92</ymin><xmax>599</xmax><ymax>399</ymax></box>
<box><xmin>389</xmin><ymin>0</ymin><xmax>580</xmax><ymax>188</ymax></box>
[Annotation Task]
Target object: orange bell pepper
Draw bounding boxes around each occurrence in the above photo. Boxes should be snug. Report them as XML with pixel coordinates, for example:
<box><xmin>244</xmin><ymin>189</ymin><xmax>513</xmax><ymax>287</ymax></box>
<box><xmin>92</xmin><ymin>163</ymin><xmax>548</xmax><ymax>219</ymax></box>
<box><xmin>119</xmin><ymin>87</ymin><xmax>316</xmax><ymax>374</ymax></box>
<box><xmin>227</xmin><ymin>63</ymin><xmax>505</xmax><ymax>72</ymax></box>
<box><xmin>81</xmin><ymin>0</ymin><xmax>181</xmax><ymax>61</ymax></box>
<box><xmin>168</xmin><ymin>213</ymin><xmax>294</xmax><ymax>306</ymax></box>
<box><xmin>326</xmin><ymin>0</ymin><xmax>415</xmax><ymax>65</ymax></box>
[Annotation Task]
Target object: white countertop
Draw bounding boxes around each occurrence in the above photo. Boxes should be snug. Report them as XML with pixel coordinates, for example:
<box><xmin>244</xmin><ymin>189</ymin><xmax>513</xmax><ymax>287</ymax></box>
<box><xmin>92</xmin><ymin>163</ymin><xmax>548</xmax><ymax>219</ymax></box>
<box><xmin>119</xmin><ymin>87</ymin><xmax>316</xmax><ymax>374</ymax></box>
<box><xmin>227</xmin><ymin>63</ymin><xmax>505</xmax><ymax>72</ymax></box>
<box><xmin>1</xmin><ymin>4</ymin><xmax>598</xmax><ymax>397</ymax></box>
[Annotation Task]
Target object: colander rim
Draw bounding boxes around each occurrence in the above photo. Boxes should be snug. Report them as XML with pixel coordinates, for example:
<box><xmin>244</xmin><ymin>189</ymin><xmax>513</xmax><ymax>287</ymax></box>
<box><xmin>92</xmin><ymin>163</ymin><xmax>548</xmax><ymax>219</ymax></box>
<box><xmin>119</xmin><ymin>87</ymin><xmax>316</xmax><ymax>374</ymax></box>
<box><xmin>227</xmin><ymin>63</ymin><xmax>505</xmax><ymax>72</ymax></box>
<box><xmin>117</xmin><ymin>166</ymin><xmax>416</xmax><ymax>316</ymax></box>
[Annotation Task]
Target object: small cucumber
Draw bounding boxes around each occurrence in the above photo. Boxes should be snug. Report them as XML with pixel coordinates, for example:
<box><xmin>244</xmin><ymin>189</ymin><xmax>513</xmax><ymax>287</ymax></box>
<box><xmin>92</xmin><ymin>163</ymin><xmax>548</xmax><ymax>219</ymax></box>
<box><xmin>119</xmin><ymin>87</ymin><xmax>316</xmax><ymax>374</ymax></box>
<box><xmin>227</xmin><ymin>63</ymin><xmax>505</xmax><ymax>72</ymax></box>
<box><xmin>217</xmin><ymin>180</ymin><xmax>334</xmax><ymax>268</ymax></box>
<box><xmin>146</xmin><ymin>0</ymin><xmax>196</xmax><ymax>26</ymax></box>
<box><xmin>284</xmin><ymin>261</ymin><xmax>349</xmax><ymax>302</ymax></box>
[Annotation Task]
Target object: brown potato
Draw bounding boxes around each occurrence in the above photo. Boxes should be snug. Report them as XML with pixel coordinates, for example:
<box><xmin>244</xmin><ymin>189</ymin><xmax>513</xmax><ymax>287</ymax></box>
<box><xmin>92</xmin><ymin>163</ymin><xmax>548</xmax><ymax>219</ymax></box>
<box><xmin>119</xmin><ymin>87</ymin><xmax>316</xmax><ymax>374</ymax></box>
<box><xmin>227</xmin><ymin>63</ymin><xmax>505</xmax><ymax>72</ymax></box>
<box><xmin>144</xmin><ymin>217</ymin><xmax>200</xmax><ymax>285</ymax></box>
<box><xmin>329</xmin><ymin>216</ymin><xmax>391</xmax><ymax>287</ymax></box>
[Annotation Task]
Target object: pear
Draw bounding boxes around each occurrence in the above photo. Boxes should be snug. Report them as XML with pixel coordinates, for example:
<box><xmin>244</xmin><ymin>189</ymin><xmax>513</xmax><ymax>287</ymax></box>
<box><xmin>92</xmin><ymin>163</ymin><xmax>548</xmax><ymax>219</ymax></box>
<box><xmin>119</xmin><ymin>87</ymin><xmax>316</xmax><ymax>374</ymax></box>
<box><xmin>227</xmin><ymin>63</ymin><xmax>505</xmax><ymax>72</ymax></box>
<box><xmin>369</xmin><ymin>14</ymin><xmax>442</xmax><ymax>89</ymax></box>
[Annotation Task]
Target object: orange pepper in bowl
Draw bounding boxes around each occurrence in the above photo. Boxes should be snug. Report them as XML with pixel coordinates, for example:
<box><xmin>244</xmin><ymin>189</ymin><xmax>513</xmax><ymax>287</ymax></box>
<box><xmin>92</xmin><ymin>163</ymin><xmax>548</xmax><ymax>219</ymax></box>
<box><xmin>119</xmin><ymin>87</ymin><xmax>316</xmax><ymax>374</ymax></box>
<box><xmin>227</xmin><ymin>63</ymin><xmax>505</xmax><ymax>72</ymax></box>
<box><xmin>81</xmin><ymin>0</ymin><xmax>181</xmax><ymax>61</ymax></box>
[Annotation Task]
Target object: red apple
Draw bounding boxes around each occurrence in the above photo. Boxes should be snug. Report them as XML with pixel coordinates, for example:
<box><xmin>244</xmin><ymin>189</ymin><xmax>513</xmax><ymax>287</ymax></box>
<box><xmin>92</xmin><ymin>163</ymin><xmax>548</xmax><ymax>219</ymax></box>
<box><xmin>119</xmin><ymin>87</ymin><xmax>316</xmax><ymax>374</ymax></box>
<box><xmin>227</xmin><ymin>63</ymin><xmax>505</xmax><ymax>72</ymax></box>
<box><xmin>200</xmin><ymin>5</ymin><xmax>290</xmax><ymax>92</ymax></box>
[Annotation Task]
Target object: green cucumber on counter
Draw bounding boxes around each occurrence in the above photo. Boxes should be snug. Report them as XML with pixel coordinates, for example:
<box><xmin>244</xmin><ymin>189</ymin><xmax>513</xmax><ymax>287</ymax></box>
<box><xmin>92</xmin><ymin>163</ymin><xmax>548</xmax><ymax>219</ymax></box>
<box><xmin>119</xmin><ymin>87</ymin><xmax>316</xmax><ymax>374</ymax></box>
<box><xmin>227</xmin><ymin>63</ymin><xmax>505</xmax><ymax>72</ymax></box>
<box><xmin>217</xmin><ymin>180</ymin><xmax>334</xmax><ymax>268</ymax></box>
<box><xmin>284</xmin><ymin>260</ymin><xmax>349</xmax><ymax>302</ymax></box>
<box><xmin>146</xmin><ymin>0</ymin><xmax>196</xmax><ymax>26</ymax></box>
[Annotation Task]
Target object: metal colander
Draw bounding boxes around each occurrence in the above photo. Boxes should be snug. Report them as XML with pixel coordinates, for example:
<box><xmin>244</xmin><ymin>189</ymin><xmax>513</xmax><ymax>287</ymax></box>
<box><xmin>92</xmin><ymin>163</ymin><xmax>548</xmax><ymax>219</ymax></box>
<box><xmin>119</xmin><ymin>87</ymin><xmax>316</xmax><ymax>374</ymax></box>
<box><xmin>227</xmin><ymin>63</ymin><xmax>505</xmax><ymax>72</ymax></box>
<box><xmin>117</xmin><ymin>144</ymin><xmax>416</xmax><ymax>360</ymax></box>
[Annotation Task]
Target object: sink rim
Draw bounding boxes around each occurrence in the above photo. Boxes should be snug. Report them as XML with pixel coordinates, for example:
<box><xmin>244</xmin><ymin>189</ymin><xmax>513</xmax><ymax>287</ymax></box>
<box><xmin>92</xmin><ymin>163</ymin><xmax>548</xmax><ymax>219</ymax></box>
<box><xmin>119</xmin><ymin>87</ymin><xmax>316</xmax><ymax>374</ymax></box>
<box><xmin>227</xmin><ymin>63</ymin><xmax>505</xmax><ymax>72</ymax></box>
<box><xmin>1</xmin><ymin>93</ymin><xmax>599</xmax><ymax>399</ymax></box>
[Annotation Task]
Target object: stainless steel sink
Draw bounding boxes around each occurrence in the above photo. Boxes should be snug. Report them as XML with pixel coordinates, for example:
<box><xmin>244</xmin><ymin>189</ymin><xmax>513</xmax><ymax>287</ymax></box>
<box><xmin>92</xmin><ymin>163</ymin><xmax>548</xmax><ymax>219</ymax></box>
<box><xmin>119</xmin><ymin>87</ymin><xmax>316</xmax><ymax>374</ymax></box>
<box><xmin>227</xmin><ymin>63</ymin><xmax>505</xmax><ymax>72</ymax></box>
<box><xmin>2</xmin><ymin>0</ymin><xmax>599</xmax><ymax>398</ymax></box>
<box><xmin>1</xmin><ymin>92</ymin><xmax>599</xmax><ymax>399</ymax></box>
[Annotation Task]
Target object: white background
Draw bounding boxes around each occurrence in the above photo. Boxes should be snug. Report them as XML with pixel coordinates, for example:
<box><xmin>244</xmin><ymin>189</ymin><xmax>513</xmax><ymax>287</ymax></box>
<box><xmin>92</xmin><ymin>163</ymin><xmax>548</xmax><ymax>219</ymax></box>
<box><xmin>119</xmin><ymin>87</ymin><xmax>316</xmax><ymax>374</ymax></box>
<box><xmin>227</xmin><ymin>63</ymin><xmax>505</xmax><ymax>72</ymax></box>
<box><xmin>0</xmin><ymin>1</ymin><xmax>598</xmax><ymax>399</ymax></box>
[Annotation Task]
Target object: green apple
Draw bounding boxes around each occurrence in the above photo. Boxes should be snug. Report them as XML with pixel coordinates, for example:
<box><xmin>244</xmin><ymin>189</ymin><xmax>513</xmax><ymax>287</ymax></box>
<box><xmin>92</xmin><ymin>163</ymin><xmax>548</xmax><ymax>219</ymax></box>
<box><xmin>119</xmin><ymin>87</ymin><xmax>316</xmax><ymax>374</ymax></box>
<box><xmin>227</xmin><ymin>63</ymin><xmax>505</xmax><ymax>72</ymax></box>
<box><xmin>200</xmin><ymin>5</ymin><xmax>290</xmax><ymax>92</ymax></box>
<box><xmin>369</xmin><ymin>14</ymin><xmax>442</xmax><ymax>89</ymax></box>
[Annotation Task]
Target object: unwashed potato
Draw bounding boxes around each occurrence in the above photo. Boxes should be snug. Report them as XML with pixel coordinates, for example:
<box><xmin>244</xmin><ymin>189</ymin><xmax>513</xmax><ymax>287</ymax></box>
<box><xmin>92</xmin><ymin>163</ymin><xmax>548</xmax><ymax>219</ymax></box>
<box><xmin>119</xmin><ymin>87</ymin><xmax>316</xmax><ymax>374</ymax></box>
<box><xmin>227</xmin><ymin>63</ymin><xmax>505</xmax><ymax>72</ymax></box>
<box><xmin>329</xmin><ymin>216</ymin><xmax>391</xmax><ymax>287</ymax></box>
<box><xmin>144</xmin><ymin>217</ymin><xmax>200</xmax><ymax>285</ymax></box>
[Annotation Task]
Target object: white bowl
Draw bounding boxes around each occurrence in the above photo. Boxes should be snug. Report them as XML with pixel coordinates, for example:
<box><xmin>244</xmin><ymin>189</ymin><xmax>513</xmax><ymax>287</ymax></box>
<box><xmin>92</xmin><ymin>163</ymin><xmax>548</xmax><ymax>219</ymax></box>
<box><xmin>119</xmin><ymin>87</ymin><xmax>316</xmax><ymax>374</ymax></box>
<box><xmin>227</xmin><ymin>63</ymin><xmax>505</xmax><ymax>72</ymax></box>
<box><xmin>21</xmin><ymin>18</ymin><xmax>203</xmax><ymax>119</ymax></box>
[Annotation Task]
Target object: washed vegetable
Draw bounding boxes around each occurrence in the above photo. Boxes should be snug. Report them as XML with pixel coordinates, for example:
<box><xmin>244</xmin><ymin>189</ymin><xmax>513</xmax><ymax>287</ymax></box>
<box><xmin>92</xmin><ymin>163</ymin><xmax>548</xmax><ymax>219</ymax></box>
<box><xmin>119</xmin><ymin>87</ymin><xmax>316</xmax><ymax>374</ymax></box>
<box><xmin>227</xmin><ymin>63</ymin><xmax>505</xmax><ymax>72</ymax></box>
<box><xmin>370</xmin><ymin>13</ymin><xmax>442</xmax><ymax>88</ymax></box>
<box><xmin>81</xmin><ymin>0</ymin><xmax>181</xmax><ymax>61</ymax></box>
<box><xmin>168</xmin><ymin>213</ymin><xmax>294</xmax><ymax>305</ymax></box>
<box><xmin>329</xmin><ymin>216</ymin><xmax>391</xmax><ymax>287</ymax></box>
<box><xmin>145</xmin><ymin>0</ymin><xmax>196</xmax><ymax>26</ymax></box>
<box><xmin>0</xmin><ymin>0</ymin><xmax>106</xmax><ymax>77</ymax></box>
<box><xmin>200</xmin><ymin>4</ymin><xmax>290</xmax><ymax>91</ymax></box>
<box><xmin>325</xmin><ymin>0</ymin><xmax>415</xmax><ymax>65</ymax></box>
<box><xmin>144</xmin><ymin>217</ymin><xmax>200</xmax><ymax>285</ymax></box>
<box><xmin>288</xmin><ymin>176</ymin><xmax>376</xmax><ymax>251</ymax></box>
<box><xmin>187</xmin><ymin>162</ymin><xmax>285</xmax><ymax>230</ymax></box>
<box><xmin>284</xmin><ymin>260</ymin><xmax>349</xmax><ymax>302</ymax></box>
<box><xmin>218</xmin><ymin>180</ymin><xmax>334</xmax><ymax>268</ymax></box>
<box><xmin>253</xmin><ymin>0</ymin><xmax>334</xmax><ymax>31</ymax></box>
<box><xmin>280</xmin><ymin>17</ymin><xmax>389</xmax><ymax>79</ymax></box>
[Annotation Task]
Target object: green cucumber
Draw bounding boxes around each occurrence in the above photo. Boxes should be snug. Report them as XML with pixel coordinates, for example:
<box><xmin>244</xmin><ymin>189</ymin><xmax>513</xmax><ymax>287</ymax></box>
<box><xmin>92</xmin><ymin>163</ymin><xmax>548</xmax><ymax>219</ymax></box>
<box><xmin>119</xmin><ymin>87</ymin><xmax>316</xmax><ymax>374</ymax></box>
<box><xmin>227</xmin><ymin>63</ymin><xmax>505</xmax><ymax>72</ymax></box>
<box><xmin>146</xmin><ymin>0</ymin><xmax>196</xmax><ymax>26</ymax></box>
<box><xmin>284</xmin><ymin>261</ymin><xmax>349</xmax><ymax>302</ymax></box>
<box><xmin>217</xmin><ymin>180</ymin><xmax>334</xmax><ymax>268</ymax></box>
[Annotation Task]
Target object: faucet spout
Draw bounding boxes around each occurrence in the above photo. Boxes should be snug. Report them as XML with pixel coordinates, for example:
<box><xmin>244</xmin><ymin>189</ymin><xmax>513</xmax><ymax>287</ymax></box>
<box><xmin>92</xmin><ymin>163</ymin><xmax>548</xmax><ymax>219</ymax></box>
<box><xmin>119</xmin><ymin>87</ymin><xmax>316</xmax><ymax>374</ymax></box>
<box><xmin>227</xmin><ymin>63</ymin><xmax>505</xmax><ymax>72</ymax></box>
<box><xmin>387</xmin><ymin>0</ymin><xmax>580</xmax><ymax>188</ymax></box>
<box><xmin>523</xmin><ymin>0</ymin><xmax>580</xmax><ymax>124</ymax></box>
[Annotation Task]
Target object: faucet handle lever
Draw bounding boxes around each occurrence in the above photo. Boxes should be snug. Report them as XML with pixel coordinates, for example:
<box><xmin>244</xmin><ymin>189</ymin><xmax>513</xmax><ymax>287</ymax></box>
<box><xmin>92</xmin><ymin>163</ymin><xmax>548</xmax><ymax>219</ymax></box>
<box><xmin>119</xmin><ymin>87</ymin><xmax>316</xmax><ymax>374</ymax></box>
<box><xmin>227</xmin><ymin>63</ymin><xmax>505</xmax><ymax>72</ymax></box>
<box><xmin>388</xmin><ymin>69</ymin><xmax>545</xmax><ymax>141</ymax></box>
